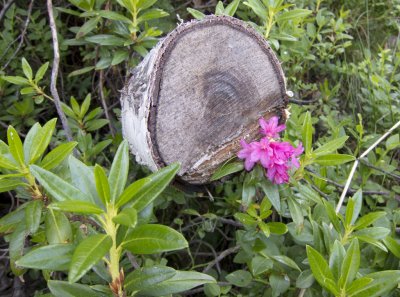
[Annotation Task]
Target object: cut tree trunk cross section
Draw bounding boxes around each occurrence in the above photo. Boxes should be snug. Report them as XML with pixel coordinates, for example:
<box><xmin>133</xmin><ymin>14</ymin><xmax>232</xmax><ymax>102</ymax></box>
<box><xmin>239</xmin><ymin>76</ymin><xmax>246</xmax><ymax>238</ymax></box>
<box><xmin>121</xmin><ymin>15</ymin><xmax>288</xmax><ymax>185</ymax></box>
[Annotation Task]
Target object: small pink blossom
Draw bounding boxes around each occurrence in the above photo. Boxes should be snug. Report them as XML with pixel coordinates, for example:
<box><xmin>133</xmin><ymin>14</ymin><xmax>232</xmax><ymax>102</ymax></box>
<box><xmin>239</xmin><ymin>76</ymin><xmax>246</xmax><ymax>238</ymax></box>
<box><xmin>259</xmin><ymin>116</ymin><xmax>286</xmax><ymax>139</ymax></box>
<box><xmin>238</xmin><ymin>116</ymin><xmax>303</xmax><ymax>184</ymax></box>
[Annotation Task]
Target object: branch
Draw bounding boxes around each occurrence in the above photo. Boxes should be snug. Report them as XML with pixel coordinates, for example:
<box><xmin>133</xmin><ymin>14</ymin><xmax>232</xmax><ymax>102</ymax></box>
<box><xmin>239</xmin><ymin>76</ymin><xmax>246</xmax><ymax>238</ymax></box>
<box><xmin>0</xmin><ymin>0</ymin><xmax>14</xmax><ymax>24</ymax></box>
<box><xmin>202</xmin><ymin>245</ymin><xmax>240</xmax><ymax>273</ymax></box>
<box><xmin>359</xmin><ymin>158</ymin><xmax>400</xmax><ymax>181</ymax></box>
<box><xmin>98</xmin><ymin>70</ymin><xmax>116</xmax><ymax>137</ymax></box>
<box><xmin>47</xmin><ymin>0</ymin><xmax>73</xmax><ymax>142</ymax></box>
<box><xmin>1</xmin><ymin>0</ymin><xmax>33</xmax><ymax>70</ymax></box>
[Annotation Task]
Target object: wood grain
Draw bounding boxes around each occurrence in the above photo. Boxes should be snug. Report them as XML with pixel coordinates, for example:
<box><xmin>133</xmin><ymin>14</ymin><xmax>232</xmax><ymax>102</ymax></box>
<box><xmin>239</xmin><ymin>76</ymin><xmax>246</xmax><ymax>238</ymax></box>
<box><xmin>121</xmin><ymin>16</ymin><xmax>288</xmax><ymax>185</ymax></box>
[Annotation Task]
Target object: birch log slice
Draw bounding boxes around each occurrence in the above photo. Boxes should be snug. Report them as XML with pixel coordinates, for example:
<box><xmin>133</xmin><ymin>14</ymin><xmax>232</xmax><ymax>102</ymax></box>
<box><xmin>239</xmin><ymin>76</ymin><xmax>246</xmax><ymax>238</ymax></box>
<box><xmin>121</xmin><ymin>16</ymin><xmax>288</xmax><ymax>185</ymax></box>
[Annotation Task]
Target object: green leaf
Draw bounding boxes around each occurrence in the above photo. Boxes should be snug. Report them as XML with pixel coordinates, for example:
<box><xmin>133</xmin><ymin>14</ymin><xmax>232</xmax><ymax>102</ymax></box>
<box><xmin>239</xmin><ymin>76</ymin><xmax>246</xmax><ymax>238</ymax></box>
<box><xmin>0</xmin><ymin>206</ymin><xmax>26</xmax><ymax>233</ymax></box>
<box><xmin>323</xmin><ymin>200</ymin><xmax>341</xmax><ymax>232</ymax></box>
<box><xmin>85</xmin><ymin>34</ymin><xmax>126</xmax><ymax>46</ymax></box>
<box><xmin>21</xmin><ymin>58</ymin><xmax>33</xmax><ymax>80</ymax></box>
<box><xmin>350</xmin><ymin>190</ymin><xmax>363</xmax><ymax>225</ymax></box>
<box><xmin>95</xmin><ymin>10</ymin><xmax>132</xmax><ymax>22</ymax></box>
<box><xmin>68</xmin><ymin>66</ymin><xmax>95</xmax><ymax>78</ymax></box>
<box><xmin>137</xmin><ymin>270</ymin><xmax>215</xmax><ymax>296</ymax></box>
<box><xmin>339</xmin><ymin>238</ymin><xmax>360</xmax><ymax>289</ymax></box>
<box><xmin>313</xmin><ymin>136</ymin><xmax>349</xmax><ymax>156</ymax></box>
<box><xmin>187</xmin><ymin>8</ymin><xmax>205</xmax><ymax>20</ymax></box>
<box><xmin>251</xmin><ymin>256</ymin><xmax>273</xmax><ymax>276</ymax></box>
<box><xmin>108</xmin><ymin>140</ymin><xmax>129</xmax><ymax>203</ymax></box>
<box><xmin>137</xmin><ymin>0</ymin><xmax>157</xmax><ymax>10</ymax></box>
<box><xmin>23</xmin><ymin>123</ymin><xmax>40</xmax><ymax>163</ymax></box>
<box><xmin>226</xmin><ymin>270</ymin><xmax>252</xmax><ymax>287</ymax></box>
<box><xmin>0</xmin><ymin>178</ymin><xmax>25</xmax><ymax>192</ymax></box>
<box><xmin>270</xmin><ymin>255</ymin><xmax>301</xmax><ymax>271</ymax></box>
<box><xmin>258</xmin><ymin>221</ymin><xmax>270</xmax><ymax>237</ymax></box>
<box><xmin>9</xmin><ymin>223</ymin><xmax>28</xmax><ymax>275</ymax></box>
<box><xmin>383</xmin><ymin>236</ymin><xmax>400</xmax><ymax>258</ymax></box>
<box><xmin>354</xmin><ymin>211</ymin><xmax>386</xmax><ymax>230</ymax></box>
<box><xmin>20</xmin><ymin>87</ymin><xmax>35</xmax><ymax>95</ymax></box>
<box><xmin>2</xmin><ymin>76</ymin><xmax>30</xmax><ymax>85</ymax></box>
<box><xmin>35</xmin><ymin>62</ymin><xmax>49</xmax><ymax>82</ymax></box>
<box><xmin>16</xmin><ymin>244</ymin><xmax>74</xmax><ymax>271</ymax></box>
<box><xmin>25</xmin><ymin>200</ymin><xmax>43</xmax><ymax>234</ymax></box>
<box><xmin>347</xmin><ymin>271</ymin><xmax>400</xmax><ymax>297</ymax></box>
<box><xmin>40</xmin><ymin>142</ymin><xmax>77</xmax><ymax>170</ymax></box>
<box><xmin>259</xmin><ymin>180</ymin><xmax>281</xmax><ymax>212</ymax></box>
<box><xmin>346</xmin><ymin>277</ymin><xmax>373</xmax><ymax>295</ymax></box>
<box><xmin>243</xmin><ymin>0</ymin><xmax>267</xmax><ymax>20</ymax></box>
<box><xmin>277</xmin><ymin>9</ymin><xmax>312</xmax><ymax>22</ymax></box>
<box><xmin>302</xmin><ymin>111</ymin><xmax>313</xmax><ymax>154</ymax></box>
<box><xmin>94</xmin><ymin>164</ymin><xmax>110</xmax><ymax>205</ymax></box>
<box><xmin>76</xmin><ymin>17</ymin><xmax>100</xmax><ymax>38</ymax></box>
<box><xmin>266</xmin><ymin>222</ymin><xmax>288</xmax><ymax>235</ymax></box>
<box><xmin>345</xmin><ymin>196</ymin><xmax>355</xmax><ymax>228</ymax></box>
<box><xmin>124</xmin><ymin>266</ymin><xmax>176</xmax><ymax>293</ymax></box>
<box><xmin>49</xmin><ymin>200</ymin><xmax>104</xmax><ymax>214</ymax></box>
<box><xmin>112</xmin><ymin>207</ymin><xmax>137</xmax><ymax>228</ymax></box>
<box><xmin>30</xmin><ymin>165</ymin><xmax>93</xmax><ymax>202</ymax></box>
<box><xmin>111</xmin><ymin>50</ymin><xmax>129</xmax><ymax>66</ymax></box>
<box><xmin>225</xmin><ymin>0</ymin><xmax>240</xmax><ymax>16</ymax></box>
<box><xmin>314</xmin><ymin>154</ymin><xmax>355</xmax><ymax>166</ymax></box>
<box><xmin>211</xmin><ymin>161</ymin><xmax>243</xmax><ymax>181</ymax></box>
<box><xmin>354</xmin><ymin>227</ymin><xmax>390</xmax><ymax>240</ymax></box>
<box><xmin>296</xmin><ymin>270</ymin><xmax>315</xmax><ymax>289</ymax></box>
<box><xmin>355</xmin><ymin>236</ymin><xmax>388</xmax><ymax>252</ymax></box>
<box><xmin>29</xmin><ymin>118</ymin><xmax>57</xmax><ymax>163</ymax></box>
<box><xmin>122</xmin><ymin>224</ymin><xmax>188</xmax><ymax>254</ymax></box>
<box><xmin>306</xmin><ymin>245</ymin><xmax>338</xmax><ymax>295</ymax></box>
<box><xmin>329</xmin><ymin>240</ymin><xmax>346</xmax><ymax>281</ymax></box>
<box><xmin>68</xmin><ymin>156</ymin><xmax>98</xmax><ymax>204</ymax></box>
<box><xmin>45</xmin><ymin>209</ymin><xmax>72</xmax><ymax>244</ymax></box>
<box><xmin>7</xmin><ymin>126</ymin><xmax>24</xmax><ymax>166</ymax></box>
<box><xmin>118</xmin><ymin>163</ymin><xmax>180</xmax><ymax>211</ymax></box>
<box><xmin>69</xmin><ymin>234</ymin><xmax>112</xmax><ymax>283</ymax></box>
<box><xmin>0</xmin><ymin>154</ymin><xmax>19</xmax><ymax>170</ymax></box>
<box><xmin>80</xmin><ymin>94</ymin><xmax>91</xmax><ymax>117</ymax></box>
<box><xmin>48</xmin><ymin>280</ymin><xmax>99</xmax><ymax>297</ymax></box>
<box><xmin>137</xmin><ymin>9</ymin><xmax>169</xmax><ymax>24</ymax></box>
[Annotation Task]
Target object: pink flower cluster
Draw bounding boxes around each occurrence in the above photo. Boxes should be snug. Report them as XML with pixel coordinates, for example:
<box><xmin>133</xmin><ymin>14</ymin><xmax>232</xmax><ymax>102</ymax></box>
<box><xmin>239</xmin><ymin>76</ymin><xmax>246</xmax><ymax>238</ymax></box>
<box><xmin>238</xmin><ymin>116</ymin><xmax>303</xmax><ymax>184</ymax></box>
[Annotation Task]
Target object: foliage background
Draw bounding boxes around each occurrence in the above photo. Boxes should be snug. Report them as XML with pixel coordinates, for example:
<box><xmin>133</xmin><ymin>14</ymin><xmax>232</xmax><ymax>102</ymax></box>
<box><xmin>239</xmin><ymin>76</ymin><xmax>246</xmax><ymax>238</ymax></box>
<box><xmin>0</xmin><ymin>0</ymin><xmax>400</xmax><ymax>296</ymax></box>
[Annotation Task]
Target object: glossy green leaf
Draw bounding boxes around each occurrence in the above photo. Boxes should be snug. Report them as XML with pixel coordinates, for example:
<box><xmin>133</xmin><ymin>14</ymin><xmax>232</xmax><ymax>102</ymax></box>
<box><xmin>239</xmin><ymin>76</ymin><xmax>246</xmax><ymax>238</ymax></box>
<box><xmin>49</xmin><ymin>200</ymin><xmax>104</xmax><ymax>214</ymax></box>
<box><xmin>69</xmin><ymin>234</ymin><xmax>112</xmax><ymax>283</ymax></box>
<box><xmin>122</xmin><ymin>224</ymin><xmax>188</xmax><ymax>254</ymax></box>
<box><xmin>23</xmin><ymin>123</ymin><xmax>40</xmax><ymax>163</ymax></box>
<box><xmin>29</xmin><ymin>118</ymin><xmax>57</xmax><ymax>163</ymax></box>
<box><xmin>2</xmin><ymin>75</ymin><xmax>30</xmax><ymax>85</ymax></box>
<box><xmin>211</xmin><ymin>162</ymin><xmax>244</xmax><ymax>181</ymax></box>
<box><xmin>354</xmin><ymin>211</ymin><xmax>386</xmax><ymax>230</ymax></box>
<box><xmin>0</xmin><ymin>178</ymin><xmax>25</xmax><ymax>192</ymax></box>
<box><xmin>35</xmin><ymin>62</ymin><xmax>49</xmax><ymax>82</ymax></box>
<box><xmin>314</xmin><ymin>154</ymin><xmax>355</xmax><ymax>166</ymax></box>
<box><xmin>68</xmin><ymin>66</ymin><xmax>95</xmax><ymax>77</ymax></box>
<box><xmin>226</xmin><ymin>270</ymin><xmax>252</xmax><ymax>287</ymax></box>
<box><xmin>313</xmin><ymin>136</ymin><xmax>349</xmax><ymax>157</ymax></box>
<box><xmin>347</xmin><ymin>271</ymin><xmax>400</xmax><ymax>297</ymax></box>
<box><xmin>137</xmin><ymin>0</ymin><xmax>157</xmax><ymax>10</ymax></box>
<box><xmin>277</xmin><ymin>9</ymin><xmax>312</xmax><ymax>22</ymax></box>
<box><xmin>354</xmin><ymin>227</ymin><xmax>390</xmax><ymax>240</ymax></box>
<box><xmin>271</xmin><ymin>255</ymin><xmax>301</xmax><ymax>271</ymax></box>
<box><xmin>21</xmin><ymin>57</ymin><xmax>33</xmax><ymax>80</ymax></box>
<box><xmin>16</xmin><ymin>244</ymin><xmax>74</xmax><ymax>271</ymax></box>
<box><xmin>0</xmin><ymin>206</ymin><xmax>26</xmax><ymax>233</ymax></box>
<box><xmin>137</xmin><ymin>9</ymin><xmax>169</xmax><ymax>23</ymax></box>
<box><xmin>109</xmin><ymin>140</ymin><xmax>129</xmax><ymax>203</ymax></box>
<box><xmin>25</xmin><ymin>200</ymin><xmax>43</xmax><ymax>234</ymax></box>
<box><xmin>383</xmin><ymin>236</ymin><xmax>400</xmax><ymax>258</ymax></box>
<box><xmin>94</xmin><ymin>164</ymin><xmax>110</xmax><ymax>205</ymax></box>
<box><xmin>296</xmin><ymin>269</ymin><xmax>315</xmax><ymax>289</ymax></box>
<box><xmin>85</xmin><ymin>34</ymin><xmax>126</xmax><ymax>46</ymax></box>
<box><xmin>329</xmin><ymin>240</ymin><xmax>346</xmax><ymax>281</ymax></box>
<box><xmin>124</xmin><ymin>266</ymin><xmax>176</xmax><ymax>293</ymax></box>
<box><xmin>119</xmin><ymin>163</ymin><xmax>180</xmax><ymax>211</ymax></box>
<box><xmin>7</xmin><ymin>126</ymin><xmax>24</xmax><ymax>166</ymax></box>
<box><xmin>45</xmin><ymin>209</ymin><xmax>72</xmax><ymax>244</ymax></box>
<box><xmin>267</xmin><ymin>222</ymin><xmax>288</xmax><ymax>235</ymax></box>
<box><xmin>243</xmin><ymin>0</ymin><xmax>266</xmax><ymax>20</ymax></box>
<box><xmin>187</xmin><ymin>8</ymin><xmax>205</xmax><ymax>20</ymax></box>
<box><xmin>345</xmin><ymin>196</ymin><xmax>355</xmax><ymax>228</ymax></box>
<box><xmin>9</xmin><ymin>223</ymin><xmax>28</xmax><ymax>276</ymax></box>
<box><xmin>251</xmin><ymin>256</ymin><xmax>273</xmax><ymax>276</ymax></box>
<box><xmin>137</xmin><ymin>270</ymin><xmax>215</xmax><ymax>296</ymax></box>
<box><xmin>302</xmin><ymin>111</ymin><xmax>313</xmax><ymax>154</ymax></box>
<box><xmin>95</xmin><ymin>10</ymin><xmax>131</xmax><ymax>22</ymax></box>
<box><xmin>306</xmin><ymin>245</ymin><xmax>338</xmax><ymax>295</ymax></box>
<box><xmin>30</xmin><ymin>165</ymin><xmax>93</xmax><ymax>202</ymax></box>
<box><xmin>225</xmin><ymin>0</ymin><xmax>240</xmax><ymax>16</ymax></box>
<box><xmin>116</xmin><ymin>178</ymin><xmax>149</xmax><ymax>208</ymax></box>
<box><xmin>76</xmin><ymin>17</ymin><xmax>100</xmax><ymax>38</ymax></box>
<box><xmin>68</xmin><ymin>156</ymin><xmax>98</xmax><ymax>204</ymax></box>
<box><xmin>40</xmin><ymin>142</ymin><xmax>77</xmax><ymax>170</ymax></box>
<box><xmin>112</xmin><ymin>207</ymin><xmax>137</xmax><ymax>228</ymax></box>
<box><xmin>346</xmin><ymin>277</ymin><xmax>373</xmax><ymax>295</ymax></box>
<box><xmin>48</xmin><ymin>280</ymin><xmax>99</xmax><ymax>297</ymax></box>
<box><xmin>259</xmin><ymin>180</ymin><xmax>281</xmax><ymax>212</ymax></box>
<box><xmin>0</xmin><ymin>154</ymin><xmax>19</xmax><ymax>170</ymax></box>
<box><xmin>339</xmin><ymin>238</ymin><xmax>360</xmax><ymax>289</ymax></box>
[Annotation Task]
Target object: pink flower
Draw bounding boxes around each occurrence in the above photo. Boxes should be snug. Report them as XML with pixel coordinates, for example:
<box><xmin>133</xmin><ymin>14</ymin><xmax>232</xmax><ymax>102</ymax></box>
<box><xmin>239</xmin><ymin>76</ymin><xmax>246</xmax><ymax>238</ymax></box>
<box><xmin>237</xmin><ymin>116</ymin><xmax>303</xmax><ymax>184</ymax></box>
<box><xmin>259</xmin><ymin>116</ymin><xmax>286</xmax><ymax>139</ymax></box>
<box><xmin>237</xmin><ymin>139</ymin><xmax>257</xmax><ymax>171</ymax></box>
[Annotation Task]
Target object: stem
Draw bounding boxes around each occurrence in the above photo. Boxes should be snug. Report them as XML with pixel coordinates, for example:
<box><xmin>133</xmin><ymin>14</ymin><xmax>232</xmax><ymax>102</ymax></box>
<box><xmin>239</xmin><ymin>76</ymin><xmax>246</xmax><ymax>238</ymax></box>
<box><xmin>103</xmin><ymin>205</ymin><xmax>124</xmax><ymax>297</ymax></box>
<box><xmin>264</xmin><ymin>8</ymin><xmax>275</xmax><ymax>39</ymax></box>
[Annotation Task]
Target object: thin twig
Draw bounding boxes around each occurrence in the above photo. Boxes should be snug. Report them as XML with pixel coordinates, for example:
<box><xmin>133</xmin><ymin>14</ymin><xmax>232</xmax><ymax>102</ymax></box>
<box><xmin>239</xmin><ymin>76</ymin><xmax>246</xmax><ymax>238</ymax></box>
<box><xmin>1</xmin><ymin>0</ymin><xmax>33</xmax><ymax>70</ymax></box>
<box><xmin>0</xmin><ymin>0</ymin><xmax>14</xmax><ymax>24</ymax></box>
<box><xmin>98</xmin><ymin>70</ymin><xmax>116</xmax><ymax>137</ymax></box>
<box><xmin>359</xmin><ymin>158</ymin><xmax>400</xmax><ymax>181</ymax></box>
<box><xmin>192</xmin><ymin>240</ymin><xmax>221</xmax><ymax>274</ymax></box>
<box><xmin>202</xmin><ymin>245</ymin><xmax>240</xmax><ymax>273</ymax></box>
<box><xmin>335</xmin><ymin>120</ymin><xmax>400</xmax><ymax>213</ymax></box>
<box><xmin>47</xmin><ymin>0</ymin><xmax>73</xmax><ymax>142</ymax></box>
